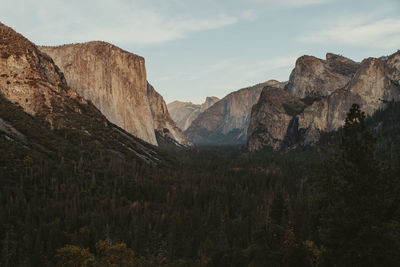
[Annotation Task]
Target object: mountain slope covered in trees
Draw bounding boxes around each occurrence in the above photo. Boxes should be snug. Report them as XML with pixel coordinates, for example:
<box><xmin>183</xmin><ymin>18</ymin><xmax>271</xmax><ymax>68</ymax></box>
<box><xmin>1</xmin><ymin>21</ymin><xmax>400</xmax><ymax>267</ymax></box>
<box><xmin>1</xmin><ymin>98</ymin><xmax>400</xmax><ymax>266</ymax></box>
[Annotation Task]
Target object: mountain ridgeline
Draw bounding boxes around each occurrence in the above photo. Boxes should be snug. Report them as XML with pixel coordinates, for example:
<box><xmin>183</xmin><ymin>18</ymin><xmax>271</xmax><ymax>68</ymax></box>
<box><xmin>247</xmin><ymin>51</ymin><xmax>400</xmax><ymax>151</ymax></box>
<box><xmin>40</xmin><ymin>42</ymin><xmax>190</xmax><ymax>147</ymax></box>
<box><xmin>167</xmin><ymin>96</ymin><xmax>220</xmax><ymax>131</ymax></box>
<box><xmin>167</xmin><ymin>52</ymin><xmax>399</xmax><ymax>150</ymax></box>
<box><xmin>0</xmin><ymin>22</ymin><xmax>162</xmax><ymax>164</ymax></box>
<box><xmin>184</xmin><ymin>80</ymin><xmax>286</xmax><ymax>145</ymax></box>
<box><xmin>1</xmin><ymin>21</ymin><xmax>400</xmax><ymax>267</ymax></box>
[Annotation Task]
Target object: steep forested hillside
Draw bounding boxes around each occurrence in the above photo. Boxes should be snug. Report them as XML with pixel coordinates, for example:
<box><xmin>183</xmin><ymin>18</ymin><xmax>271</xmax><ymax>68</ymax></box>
<box><xmin>1</xmin><ymin>98</ymin><xmax>400</xmax><ymax>266</ymax></box>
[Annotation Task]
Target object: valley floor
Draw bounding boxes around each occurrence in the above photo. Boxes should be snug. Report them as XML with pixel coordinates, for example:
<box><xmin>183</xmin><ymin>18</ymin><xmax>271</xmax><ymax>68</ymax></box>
<box><xmin>1</xmin><ymin>102</ymin><xmax>400</xmax><ymax>266</ymax></box>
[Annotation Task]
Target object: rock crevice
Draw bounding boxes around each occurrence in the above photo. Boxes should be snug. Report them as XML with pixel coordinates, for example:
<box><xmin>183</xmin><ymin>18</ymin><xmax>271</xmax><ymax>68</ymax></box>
<box><xmin>185</xmin><ymin>80</ymin><xmax>286</xmax><ymax>145</ymax></box>
<box><xmin>248</xmin><ymin>51</ymin><xmax>400</xmax><ymax>151</ymax></box>
<box><xmin>40</xmin><ymin>42</ymin><xmax>189</xmax><ymax>146</ymax></box>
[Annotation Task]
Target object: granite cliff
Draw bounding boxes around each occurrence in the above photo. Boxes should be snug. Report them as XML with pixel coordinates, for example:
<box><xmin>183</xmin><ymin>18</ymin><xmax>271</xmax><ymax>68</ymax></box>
<box><xmin>147</xmin><ymin>82</ymin><xmax>191</xmax><ymax>146</ymax></box>
<box><xmin>167</xmin><ymin>96</ymin><xmax>219</xmax><ymax>131</ymax></box>
<box><xmin>285</xmin><ymin>53</ymin><xmax>360</xmax><ymax>98</ymax></box>
<box><xmin>185</xmin><ymin>80</ymin><xmax>286</xmax><ymax>145</ymax></box>
<box><xmin>0</xmin><ymin>22</ymin><xmax>74</xmax><ymax>125</ymax></box>
<box><xmin>40</xmin><ymin>42</ymin><xmax>189</xmax><ymax>147</ymax></box>
<box><xmin>247</xmin><ymin>52</ymin><xmax>400</xmax><ymax>151</ymax></box>
<box><xmin>0</xmin><ymin>22</ymin><xmax>162</xmax><ymax>163</ymax></box>
<box><xmin>247</xmin><ymin>86</ymin><xmax>306</xmax><ymax>151</ymax></box>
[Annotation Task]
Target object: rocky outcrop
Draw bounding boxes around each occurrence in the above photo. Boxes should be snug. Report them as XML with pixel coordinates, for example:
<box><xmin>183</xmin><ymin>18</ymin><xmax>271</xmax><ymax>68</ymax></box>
<box><xmin>40</xmin><ymin>42</ymin><xmax>189</xmax><ymax>147</ymax></box>
<box><xmin>247</xmin><ymin>51</ymin><xmax>400</xmax><ymax>151</ymax></box>
<box><xmin>0</xmin><ymin>118</ymin><xmax>27</xmax><ymax>143</ymax></box>
<box><xmin>185</xmin><ymin>80</ymin><xmax>285</xmax><ymax>145</ymax></box>
<box><xmin>147</xmin><ymin>83</ymin><xmax>191</xmax><ymax>147</ymax></box>
<box><xmin>265</xmin><ymin>79</ymin><xmax>288</xmax><ymax>90</ymax></box>
<box><xmin>285</xmin><ymin>53</ymin><xmax>360</xmax><ymax>98</ymax></box>
<box><xmin>200</xmin><ymin>96</ymin><xmax>220</xmax><ymax>112</ymax></box>
<box><xmin>167</xmin><ymin>96</ymin><xmax>219</xmax><ymax>131</ymax></box>
<box><xmin>247</xmin><ymin>86</ymin><xmax>305</xmax><ymax>151</ymax></box>
<box><xmin>0</xmin><ymin>22</ymin><xmax>86</xmax><ymax>128</ymax></box>
<box><xmin>297</xmin><ymin>52</ymin><xmax>400</xmax><ymax>144</ymax></box>
<box><xmin>0</xmin><ymin>22</ymin><xmax>162</xmax><ymax>163</ymax></box>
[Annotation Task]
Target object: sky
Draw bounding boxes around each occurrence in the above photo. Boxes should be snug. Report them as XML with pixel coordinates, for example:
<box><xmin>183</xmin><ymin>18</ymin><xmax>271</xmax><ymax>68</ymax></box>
<box><xmin>1</xmin><ymin>0</ymin><xmax>399</xmax><ymax>104</ymax></box>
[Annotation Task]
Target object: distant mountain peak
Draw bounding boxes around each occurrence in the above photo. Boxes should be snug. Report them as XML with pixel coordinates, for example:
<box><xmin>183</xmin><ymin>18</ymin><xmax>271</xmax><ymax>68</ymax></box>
<box><xmin>247</xmin><ymin>51</ymin><xmax>400</xmax><ymax>151</ymax></box>
<box><xmin>167</xmin><ymin>96</ymin><xmax>220</xmax><ymax>131</ymax></box>
<box><xmin>40</xmin><ymin>42</ymin><xmax>189</xmax><ymax>147</ymax></box>
<box><xmin>184</xmin><ymin>81</ymin><xmax>286</xmax><ymax>145</ymax></box>
<box><xmin>284</xmin><ymin>53</ymin><xmax>360</xmax><ymax>98</ymax></box>
<box><xmin>0</xmin><ymin>21</ymin><xmax>162</xmax><ymax>163</ymax></box>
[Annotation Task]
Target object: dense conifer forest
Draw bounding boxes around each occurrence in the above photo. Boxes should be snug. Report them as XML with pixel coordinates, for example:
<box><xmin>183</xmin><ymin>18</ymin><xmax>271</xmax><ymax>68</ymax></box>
<box><xmin>1</xmin><ymin>98</ymin><xmax>400</xmax><ymax>266</ymax></box>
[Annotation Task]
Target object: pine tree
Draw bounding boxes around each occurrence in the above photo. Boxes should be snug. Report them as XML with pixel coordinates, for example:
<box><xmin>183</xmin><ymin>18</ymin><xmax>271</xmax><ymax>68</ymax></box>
<box><xmin>314</xmin><ymin>104</ymin><xmax>400</xmax><ymax>266</ymax></box>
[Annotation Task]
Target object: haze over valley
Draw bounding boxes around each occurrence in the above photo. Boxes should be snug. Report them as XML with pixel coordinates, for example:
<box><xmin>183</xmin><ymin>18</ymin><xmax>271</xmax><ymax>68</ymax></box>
<box><xmin>1</xmin><ymin>1</ymin><xmax>400</xmax><ymax>266</ymax></box>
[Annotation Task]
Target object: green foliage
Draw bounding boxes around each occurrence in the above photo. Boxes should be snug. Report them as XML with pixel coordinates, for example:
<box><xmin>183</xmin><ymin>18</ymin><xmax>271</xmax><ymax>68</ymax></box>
<box><xmin>303</xmin><ymin>240</ymin><xmax>324</xmax><ymax>266</ymax></box>
<box><xmin>56</xmin><ymin>241</ymin><xmax>135</xmax><ymax>267</ymax></box>
<box><xmin>312</xmin><ymin>104</ymin><xmax>400</xmax><ymax>266</ymax></box>
<box><xmin>341</xmin><ymin>104</ymin><xmax>376</xmax><ymax>166</ymax></box>
<box><xmin>1</xmin><ymin>97</ymin><xmax>400</xmax><ymax>267</ymax></box>
<box><xmin>95</xmin><ymin>240</ymin><xmax>135</xmax><ymax>266</ymax></box>
<box><xmin>56</xmin><ymin>245</ymin><xmax>95</xmax><ymax>267</ymax></box>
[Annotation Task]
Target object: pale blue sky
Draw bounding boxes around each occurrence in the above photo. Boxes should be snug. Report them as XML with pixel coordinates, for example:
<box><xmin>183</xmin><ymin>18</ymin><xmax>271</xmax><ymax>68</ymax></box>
<box><xmin>1</xmin><ymin>0</ymin><xmax>399</xmax><ymax>103</ymax></box>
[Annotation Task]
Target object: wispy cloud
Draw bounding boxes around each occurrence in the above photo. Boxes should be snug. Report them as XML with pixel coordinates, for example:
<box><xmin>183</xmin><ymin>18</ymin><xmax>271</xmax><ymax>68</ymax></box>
<box><xmin>299</xmin><ymin>16</ymin><xmax>400</xmax><ymax>49</ymax></box>
<box><xmin>74</xmin><ymin>13</ymin><xmax>238</xmax><ymax>45</ymax></box>
<box><xmin>159</xmin><ymin>56</ymin><xmax>295</xmax><ymax>83</ymax></box>
<box><xmin>251</xmin><ymin>0</ymin><xmax>334</xmax><ymax>7</ymax></box>
<box><xmin>236</xmin><ymin>56</ymin><xmax>297</xmax><ymax>79</ymax></box>
<box><xmin>155</xmin><ymin>55</ymin><xmax>296</xmax><ymax>103</ymax></box>
<box><xmin>240</xmin><ymin>10</ymin><xmax>258</xmax><ymax>22</ymax></box>
<box><xmin>1</xmin><ymin>0</ymin><xmax>239</xmax><ymax>46</ymax></box>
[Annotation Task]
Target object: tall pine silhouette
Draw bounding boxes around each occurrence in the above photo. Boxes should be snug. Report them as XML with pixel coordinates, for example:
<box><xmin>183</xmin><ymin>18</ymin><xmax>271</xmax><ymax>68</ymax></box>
<box><xmin>315</xmin><ymin>104</ymin><xmax>400</xmax><ymax>266</ymax></box>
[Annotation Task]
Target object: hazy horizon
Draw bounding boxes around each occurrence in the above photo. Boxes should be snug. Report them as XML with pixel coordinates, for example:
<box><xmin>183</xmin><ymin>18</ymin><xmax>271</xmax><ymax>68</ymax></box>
<box><xmin>1</xmin><ymin>0</ymin><xmax>399</xmax><ymax>104</ymax></box>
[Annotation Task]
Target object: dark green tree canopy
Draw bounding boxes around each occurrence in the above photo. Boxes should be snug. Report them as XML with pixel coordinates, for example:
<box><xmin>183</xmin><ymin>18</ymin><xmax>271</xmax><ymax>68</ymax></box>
<box><xmin>314</xmin><ymin>103</ymin><xmax>400</xmax><ymax>267</ymax></box>
<box><xmin>341</xmin><ymin>103</ymin><xmax>377</xmax><ymax>167</ymax></box>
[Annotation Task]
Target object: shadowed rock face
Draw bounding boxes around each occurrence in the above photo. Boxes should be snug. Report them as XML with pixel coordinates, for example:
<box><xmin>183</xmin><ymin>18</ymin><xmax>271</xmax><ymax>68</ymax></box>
<box><xmin>0</xmin><ymin>22</ymin><xmax>86</xmax><ymax>128</ymax></box>
<box><xmin>147</xmin><ymin>83</ymin><xmax>191</xmax><ymax>146</ymax></box>
<box><xmin>297</xmin><ymin>52</ymin><xmax>400</xmax><ymax>144</ymax></box>
<box><xmin>167</xmin><ymin>96</ymin><xmax>220</xmax><ymax>131</ymax></box>
<box><xmin>285</xmin><ymin>53</ymin><xmax>360</xmax><ymax>98</ymax></box>
<box><xmin>40</xmin><ymin>42</ymin><xmax>189</xmax><ymax>147</ymax></box>
<box><xmin>0</xmin><ymin>22</ymin><xmax>162</xmax><ymax>163</ymax></box>
<box><xmin>247</xmin><ymin>86</ymin><xmax>306</xmax><ymax>151</ymax></box>
<box><xmin>185</xmin><ymin>80</ymin><xmax>286</xmax><ymax>145</ymax></box>
<box><xmin>247</xmin><ymin>51</ymin><xmax>400</xmax><ymax>151</ymax></box>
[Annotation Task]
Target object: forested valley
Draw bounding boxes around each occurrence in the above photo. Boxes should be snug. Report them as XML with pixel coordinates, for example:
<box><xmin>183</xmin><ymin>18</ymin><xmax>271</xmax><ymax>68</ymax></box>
<box><xmin>1</xmin><ymin>99</ymin><xmax>400</xmax><ymax>266</ymax></box>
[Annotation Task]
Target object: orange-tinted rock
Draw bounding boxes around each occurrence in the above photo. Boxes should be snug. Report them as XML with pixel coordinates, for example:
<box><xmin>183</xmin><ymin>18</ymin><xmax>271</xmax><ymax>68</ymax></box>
<box><xmin>285</xmin><ymin>53</ymin><xmax>359</xmax><ymax>98</ymax></box>
<box><xmin>0</xmin><ymin>22</ymin><xmax>88</xmax><ymax>128</ymax></box>
<box><xmin>40</xmin><ymin>42</ymin><xmax>189</xmax><ymax>146</ymax></box>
